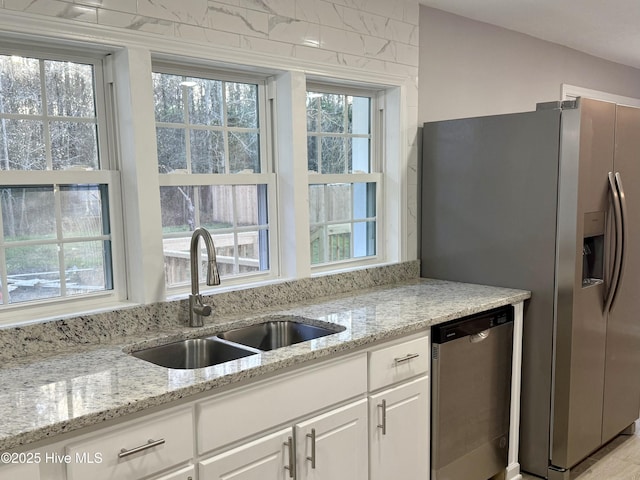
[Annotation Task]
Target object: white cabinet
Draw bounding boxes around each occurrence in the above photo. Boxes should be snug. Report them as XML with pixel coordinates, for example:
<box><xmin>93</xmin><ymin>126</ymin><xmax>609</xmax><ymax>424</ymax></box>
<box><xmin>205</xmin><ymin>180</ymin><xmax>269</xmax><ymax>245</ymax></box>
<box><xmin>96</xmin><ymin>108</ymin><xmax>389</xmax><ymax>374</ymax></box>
<box><xmin>199</xmin><ymin>428</ymin><xmax>292</xmax><ymax>480</ymax></box>
<box><xmin>197</xmin><ymin>354</ymin><xmax>367</xmax><ymax>455</ymax></box>
<box><xmin>368</xmin><ymin>376</ymin><xmax>430</xmax><ymax>480</ymax></box>
<box><xmin>151</xmin><ymin>465</ymin><xmax>196</xmax><ymax>480</ymax></box>
<box><xmin>368</xmin><ymin>336</ymin><xmax>430</xmax><ymax>391</ymax></box>
<box><xmin>295</xmin><ymin>399</ymin><xmax>368</xmax><ymax>480</ymax></box>
<box><xmin>0</xmin><ymin>461</ymin><xmax>40</xmax><ymax>480</ymax></box>
<box><xmin>66</xmin><ymin>406</ymin><xmax>193</xmax><ymax>480</ymax></box>
<box><xmin>367</xmin><ymin>333</ymin><xmax>430</xmax><ymax>480</ymax></box>
<box><xmin>199</xmin><ymin>400</ymin><xmax>368</xmax><ymax>480</ymax></box>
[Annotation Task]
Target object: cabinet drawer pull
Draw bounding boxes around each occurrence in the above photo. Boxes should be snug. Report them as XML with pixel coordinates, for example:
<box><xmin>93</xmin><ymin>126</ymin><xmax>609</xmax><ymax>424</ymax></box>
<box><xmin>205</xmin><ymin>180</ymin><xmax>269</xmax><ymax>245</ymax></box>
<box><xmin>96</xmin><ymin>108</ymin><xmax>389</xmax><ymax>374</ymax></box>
<box><xmin>284</xmin><ymin>436</ymin><xmax>296</xmax><ymax>478</ymax></box>
<box><xmin>377</xmin><ymin>400</ymin><xmax>387</xmax><ymax>435</ymax></box>
<box><xmin>306</xmin><ymin>428</ymin><xmax>316</xmax><ymax>469</ymax></box>
<box><xmin>118</xmin><ymin>438</ymin><xmax>165</xmax><ymax>458</ymax></box>
<box><xmin>394</xmin><ymin>353</ymin><xmax>419</xmax><ymax>364</ymax></box>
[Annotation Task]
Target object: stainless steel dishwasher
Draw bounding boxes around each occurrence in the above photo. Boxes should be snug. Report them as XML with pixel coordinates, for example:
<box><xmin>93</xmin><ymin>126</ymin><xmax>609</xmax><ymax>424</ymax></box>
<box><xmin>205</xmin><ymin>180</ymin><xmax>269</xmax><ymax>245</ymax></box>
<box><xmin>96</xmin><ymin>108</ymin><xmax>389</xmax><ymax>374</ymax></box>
<box><xmin>431</xmin><ymin>306</ymin><xmax>514</xmax><ymax>480</ymax></box>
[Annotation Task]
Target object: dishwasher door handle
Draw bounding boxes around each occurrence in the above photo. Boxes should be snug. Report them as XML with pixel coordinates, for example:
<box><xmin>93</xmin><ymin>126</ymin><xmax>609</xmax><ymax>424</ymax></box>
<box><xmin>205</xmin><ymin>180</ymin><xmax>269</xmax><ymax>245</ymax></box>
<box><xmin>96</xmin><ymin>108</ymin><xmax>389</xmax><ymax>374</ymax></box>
<box><xmin>469</xmin><ymin>330</ymin><xmax>490</xmax><ymax>343</ymax></box>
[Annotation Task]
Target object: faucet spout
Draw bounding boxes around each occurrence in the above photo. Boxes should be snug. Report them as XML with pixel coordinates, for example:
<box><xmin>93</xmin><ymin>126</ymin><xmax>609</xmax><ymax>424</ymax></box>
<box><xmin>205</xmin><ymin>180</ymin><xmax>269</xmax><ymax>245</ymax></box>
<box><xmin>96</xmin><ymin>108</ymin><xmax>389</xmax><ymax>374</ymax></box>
<box><xmin>189</xmin><ymin>227</ymin><xmax>221</xmax><ymax>327</ymax></box>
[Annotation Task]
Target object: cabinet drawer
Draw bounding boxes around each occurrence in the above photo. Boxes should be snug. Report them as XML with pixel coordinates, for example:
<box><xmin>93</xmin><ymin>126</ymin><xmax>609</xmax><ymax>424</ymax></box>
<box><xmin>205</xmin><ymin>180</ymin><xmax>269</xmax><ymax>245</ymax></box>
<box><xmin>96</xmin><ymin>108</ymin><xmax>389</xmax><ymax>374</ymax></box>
<box><xmin>151</xmin><ymin>465</ymin><xmax>195</xmax><ymax>480</ymax></box>
<box><xmin>66</xmin><ymin>407</ymin><xmax>193</xmax><ymax>480</ymax></box>
<box><xmin>368</xmin><ymin>335</ymin><xmax>430</xmax><ymax>391</ymax></box>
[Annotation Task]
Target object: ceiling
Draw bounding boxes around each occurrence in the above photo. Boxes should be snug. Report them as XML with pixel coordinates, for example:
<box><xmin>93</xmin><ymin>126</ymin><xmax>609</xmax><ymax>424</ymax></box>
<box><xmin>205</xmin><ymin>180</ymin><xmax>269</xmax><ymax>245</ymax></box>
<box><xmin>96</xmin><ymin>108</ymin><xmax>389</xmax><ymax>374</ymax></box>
<box><xmin>418</xmin><ymin>0</ymin><xmax>640</xmax><ymax>69</ymax></box>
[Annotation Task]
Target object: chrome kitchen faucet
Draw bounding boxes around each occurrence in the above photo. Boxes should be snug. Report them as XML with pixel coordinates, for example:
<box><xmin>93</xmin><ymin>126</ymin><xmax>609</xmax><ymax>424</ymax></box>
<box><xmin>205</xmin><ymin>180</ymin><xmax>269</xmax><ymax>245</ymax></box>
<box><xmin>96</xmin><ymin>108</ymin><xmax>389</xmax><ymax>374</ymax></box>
<box><xmin>189</xmin><ymin>227</ymin><xmax>221</xmax><ymax>327</ymax></box>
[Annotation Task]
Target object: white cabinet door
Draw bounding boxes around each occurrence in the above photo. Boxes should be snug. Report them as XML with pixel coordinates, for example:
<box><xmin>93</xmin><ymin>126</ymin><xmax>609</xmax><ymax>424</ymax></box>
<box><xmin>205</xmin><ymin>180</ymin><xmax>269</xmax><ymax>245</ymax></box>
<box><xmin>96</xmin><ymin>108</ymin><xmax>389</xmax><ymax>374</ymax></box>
<box><xmin>369</xmin><ymin>376</ymin><xmax>429</xmax><ymax>480</ymax></box>
<box><xmin>151</xmin><ymin>465</ymin><xmax>195</xmax><ymax>480</ymax></box>
<box><xmin>295</xmin><ymin>399</ymin><xmax>368</xmax><ymax>480</ymax></box>
<box><xmin>0</xmin><ymin>462</ymin><xmax>40</xmax><ymax>480</ymax></box>
<box><xmin>199</xmin><ymin>428</ymin><xmax>292</xmax><ymax>480</ymax></box>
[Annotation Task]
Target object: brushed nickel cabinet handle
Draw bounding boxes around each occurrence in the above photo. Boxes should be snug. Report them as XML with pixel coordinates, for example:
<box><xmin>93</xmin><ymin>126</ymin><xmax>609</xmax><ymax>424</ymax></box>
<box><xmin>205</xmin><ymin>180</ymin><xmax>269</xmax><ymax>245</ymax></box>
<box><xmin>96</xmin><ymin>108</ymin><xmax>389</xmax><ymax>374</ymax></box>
<box><xmin>284</xmin><ymin>436</ymin><xmax>296</xmax><ymax>478</ymax></box>
<box><xmin>377</xmin><ymin>400</ymin><xmax>387</xmax><ymax>435</ymax></box>
<box><xmin>394</xmin><ymin>353</ymin><xmax>419</xmax><ymax>364</ymax></box>
<box><xmin>306</xmin><ymin>428</ymin><xmax>316</xmax><ymax>468</ymax></box>
<box><xmin>118</xmin><ymin>438</ymin><xmax>165</xmax><ymax>458</ymax></box>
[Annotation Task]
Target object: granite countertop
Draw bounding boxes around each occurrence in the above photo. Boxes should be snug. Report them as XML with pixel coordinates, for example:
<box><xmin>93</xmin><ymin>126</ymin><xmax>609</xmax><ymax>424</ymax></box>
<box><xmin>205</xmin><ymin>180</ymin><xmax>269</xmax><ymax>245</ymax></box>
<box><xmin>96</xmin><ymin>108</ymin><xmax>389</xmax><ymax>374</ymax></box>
<box><xmin>0</xmin><ymin>278</ymin><xmax>530</xmax><ymax>452</ymax></box>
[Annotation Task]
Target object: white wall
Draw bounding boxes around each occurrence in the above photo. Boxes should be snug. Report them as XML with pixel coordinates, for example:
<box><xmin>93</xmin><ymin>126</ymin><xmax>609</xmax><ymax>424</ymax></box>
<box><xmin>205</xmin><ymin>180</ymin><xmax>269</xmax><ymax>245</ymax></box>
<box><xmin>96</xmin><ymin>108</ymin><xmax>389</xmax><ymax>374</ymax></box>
<box><xmin>419</xmin><ymin>6</ymin><xmax>640</xmax><ymax>122</ymax></box>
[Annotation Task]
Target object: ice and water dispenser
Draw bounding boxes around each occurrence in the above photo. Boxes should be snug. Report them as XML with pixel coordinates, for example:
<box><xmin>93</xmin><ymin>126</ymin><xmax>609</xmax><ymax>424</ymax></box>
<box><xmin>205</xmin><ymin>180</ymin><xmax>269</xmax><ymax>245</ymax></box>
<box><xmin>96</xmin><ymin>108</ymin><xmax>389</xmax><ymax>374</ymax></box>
<box><xmin>582</xmin><ymin>211</ymin><xmax>605</xmax><ymax>287</ymax></box>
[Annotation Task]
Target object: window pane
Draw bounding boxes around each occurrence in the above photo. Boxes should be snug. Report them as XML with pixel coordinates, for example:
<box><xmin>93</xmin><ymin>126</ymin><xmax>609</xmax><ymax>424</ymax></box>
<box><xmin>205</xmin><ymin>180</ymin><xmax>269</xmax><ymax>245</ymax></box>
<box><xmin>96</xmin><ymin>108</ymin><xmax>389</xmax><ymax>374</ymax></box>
<box><xmin>157</xmin><ymin>127</ymin><xmax>186</xmax><ymax>173</ymax></box>
<box><xmin>45</xmin><ymin>60</ymin><xmax>96</xmax><ymax>118</ymax></box>
<box><xmin>226</xmin><ymin>82</ymin><xmax>258</xmax><ymax>128</ymax></box>
<box><xmin>235</xmin><ymin>185</ymin><xmax>261</xmax><ymax>226</ymax></box>
<box><xmin>160</xmin><ymin>186</ymin><xmax>196</xmax><ymax>232</ymax></box>
<box><xmin>199</xmin><ymin>185</ymin><xmax>233</xmax><ymax>229</ymax></box>
<box><xmin>350</xmin><ymin>137</ymin><xmax>370</xmax><ymax>174</ymax></box>
<box><xmin>307</xmin><ymin>135</ymin><xmax>319</xmax><ymax>173</ymax></box>
<box><xmin>327</xmin><ymin>223</ymin><xmax>351</xmax><ymax>262</ymax></box>
<box><xmin>327</xmin><ymin>183</ymin><xmax>351</xmax><ymax>222</ymax></box>
<box><xmin>320</xmin><ymin>93</ymin><xmax>345</xmax><ymax>133</ymax></box>
<box><xmin>153</xmin><ymin>72</ymin><xmax>184</xmax><ymax>123</ymax></box>
<box><xmin>1</xmin><ymin>186</ymin><xmax>56</xmax><ymax>241</ymax></box>
<box><xmin>0</xmin><ymin>119</ymin><xmax>45</xmax><ymax>171</ymax></box>
<box><xmin>310</xmin><ymin>224</ymin><xmax>326</xmax><ymax>265</ymax></box>
<box><xmin>321</xmin><ymin>136</ymin><xmax>346</xmax><ymax>174</ymax></box>
<box><xmin>349</xmin><ymin>96</ymin><xmax>370</xmax><ymax>135</ymax></box>
<box><xmin>229</xmin><ymin>132</ymin><xmax>259</xmax><ymax>173</ymax></box>
<box><xmin>354</xmin><ymin>221</ymin><xmax>376</xmax><ymax>258</ymax></box>
<box><xmin>50</xmin><ymin>121</ymin><xmax>98</xmax><ymax>170</ymax></box>
<box><xmin>190</xmin><ymin>129</ymin><xmax>225</xmax><ymax>173</ymax></box>
<box><xmin>308</xmin><ymin>182</ymin><xmax>376</xmax><ymax>265</ymax></box>
<box><xmin>306</xmin><ymin>94</ymin><xmax>319</xmax><ymax>132</ymax></box>
<box><xmin>163</xmin><ymin>235</ymin><xmax>191</xmax><ymax>286</ymax></box>
<box><xmin>64</xmin><ymin>241</ymin><xmax>107</xmax><ymax>296</ymax></box>
<box><xmin>60</xmin><ymin>185</ymin><xmax>106</xmax><ymax>238</ymax></box>
<box><xmin>238</xmin><ymin>230</ymin><xmax>269</xmax><ymax>273</ymax></box>
<box><xmin>0</xmin><ymin>55</ymin><xmax>41</xmax><ymax>115</ymax></box>
<box><xmin>187</xmin><ymin>77</ymin><xmax>223</xmax><ymax>126</ymax></box>
<box><xmin>309</xmin><ymin>184</ymin><xmax>325</xmax><ymax>224</ymax></box>
<box><xmin>6</xmin><ymin>244</ymin><xmax>59</xmax><ymax>304</ymax></box>
<box><xmin>353</xmin><ymin>182</ymin><xmax>376</xmax><ymax>219</ymax></box>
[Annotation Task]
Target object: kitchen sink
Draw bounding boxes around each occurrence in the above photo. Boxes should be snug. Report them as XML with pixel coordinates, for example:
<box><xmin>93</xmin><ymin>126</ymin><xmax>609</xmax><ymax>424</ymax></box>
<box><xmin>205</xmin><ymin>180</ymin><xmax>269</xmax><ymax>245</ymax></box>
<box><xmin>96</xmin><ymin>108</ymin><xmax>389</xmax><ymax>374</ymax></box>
<box><xmin>215</xmin><ymin>317</ymin><xmax>346</xmax><ymax>351</ymax></box>
<box><xmin>130</xmin><ymin>337</ymin><xmax>260</xmax><ymax>369</ymax></box>
<box><xmin>130</xmin><ymin>317</ymin><xmax>345</xmax><ymax>369</ymax></box>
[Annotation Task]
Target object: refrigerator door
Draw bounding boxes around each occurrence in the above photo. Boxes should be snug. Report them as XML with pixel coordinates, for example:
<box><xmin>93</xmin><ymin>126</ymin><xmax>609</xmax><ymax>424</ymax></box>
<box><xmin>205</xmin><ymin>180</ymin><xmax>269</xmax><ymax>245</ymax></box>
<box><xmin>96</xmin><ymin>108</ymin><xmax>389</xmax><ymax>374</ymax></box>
<box><xmin>550</xmin><ymin>98</ymin><xmax>615</xmax><ymax>470</ymax></box>
<box><xmin>601</xmin><ymin>104</ymin><xmax>640</xmax><ymax>443</ymax></box>
<box><xmin>421</xmin><ymin>108</ymin><xmax>561</xmax><ymax>477</ymax></box>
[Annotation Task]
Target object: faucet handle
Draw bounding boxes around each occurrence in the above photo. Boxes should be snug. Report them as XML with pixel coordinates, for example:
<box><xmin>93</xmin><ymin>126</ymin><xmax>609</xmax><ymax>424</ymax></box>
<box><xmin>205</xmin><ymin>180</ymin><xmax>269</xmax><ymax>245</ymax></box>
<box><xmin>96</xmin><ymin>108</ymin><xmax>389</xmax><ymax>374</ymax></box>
<box><xmin>192</xmin><ymin>303</ymin><xmax>212</xmax><ymax>317</ymax></box>
<box><xmin>189</xmin><ymin>293</ymin><xmax>212</xmax><ymax>327</ymax></box>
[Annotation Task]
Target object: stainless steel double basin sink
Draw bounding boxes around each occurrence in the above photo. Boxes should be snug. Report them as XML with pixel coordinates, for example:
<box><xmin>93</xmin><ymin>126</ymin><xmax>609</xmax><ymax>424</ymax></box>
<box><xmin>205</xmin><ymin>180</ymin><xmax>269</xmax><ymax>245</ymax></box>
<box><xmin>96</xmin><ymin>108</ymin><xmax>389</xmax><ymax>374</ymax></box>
<box><xmin>130</xmin><ymin>317</ymin><xmax>345</xmax><ymax>369</ymax></box>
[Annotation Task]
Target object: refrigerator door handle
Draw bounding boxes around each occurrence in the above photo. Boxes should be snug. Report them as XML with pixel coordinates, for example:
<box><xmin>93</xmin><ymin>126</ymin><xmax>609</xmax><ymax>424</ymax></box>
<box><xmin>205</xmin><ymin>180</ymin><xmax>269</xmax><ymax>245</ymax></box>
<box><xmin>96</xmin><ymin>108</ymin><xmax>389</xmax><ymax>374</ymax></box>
<box><xmin>605</xmin><ymin>172</ymin><xmax>623</xmax><ymax>313</ymax></box>
<box><xmin>610</xmin><ymin>172</ymin><xmax>628</xmax><ymax>310</ymax></box>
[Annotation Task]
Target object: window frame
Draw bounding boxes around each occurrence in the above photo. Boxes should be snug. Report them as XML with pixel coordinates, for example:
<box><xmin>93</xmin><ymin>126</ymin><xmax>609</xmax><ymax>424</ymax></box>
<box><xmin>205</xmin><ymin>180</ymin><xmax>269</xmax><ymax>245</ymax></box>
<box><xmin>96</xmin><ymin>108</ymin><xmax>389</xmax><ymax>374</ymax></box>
<box><xmin>152</xmin><ymin>62</ymin><xmax>279</xmax><ymax>293</ymax></box>
<box><xmin>0</xmin><ymin>45</ymin><xmax>125</xmax><ymax>323</ymax></box>
<box><xmin>306</xmin><ymin>82</ymin><xmax>384</xmax><ymax>272</ymax></box>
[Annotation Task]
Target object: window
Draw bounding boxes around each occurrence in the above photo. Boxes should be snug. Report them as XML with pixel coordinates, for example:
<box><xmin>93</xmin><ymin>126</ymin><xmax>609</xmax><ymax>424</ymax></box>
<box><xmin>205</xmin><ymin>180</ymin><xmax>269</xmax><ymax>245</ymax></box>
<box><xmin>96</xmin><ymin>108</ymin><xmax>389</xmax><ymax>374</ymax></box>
<box><xmin>153</xmin><ymin>67</ymin><xmax>274</xmax><ymax>290</ymax></box>
<box><xmin>306</xmin><ymin>86</ymin><xmax>380</xmax><ymax>266</ymax></box>
<box><xmin>0</xmin><ymin>51</ymin><xmax>118</xmax><ymax>308</ymax></box>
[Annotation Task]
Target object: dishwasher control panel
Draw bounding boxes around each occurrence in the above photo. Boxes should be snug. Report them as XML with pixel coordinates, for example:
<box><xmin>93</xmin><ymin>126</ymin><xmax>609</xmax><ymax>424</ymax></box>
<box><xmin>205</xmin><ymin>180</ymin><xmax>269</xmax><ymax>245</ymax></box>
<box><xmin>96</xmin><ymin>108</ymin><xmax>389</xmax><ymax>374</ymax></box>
<box><xmin>432</xmin><ymin>305</ymin><xmax>514</xmax><ymax>344</ymax></box>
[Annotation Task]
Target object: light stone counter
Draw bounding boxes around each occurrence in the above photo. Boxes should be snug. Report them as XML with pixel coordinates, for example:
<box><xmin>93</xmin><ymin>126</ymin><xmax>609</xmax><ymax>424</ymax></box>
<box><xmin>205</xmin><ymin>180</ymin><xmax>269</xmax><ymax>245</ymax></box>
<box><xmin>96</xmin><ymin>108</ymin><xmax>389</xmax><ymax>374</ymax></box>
<box><xmin>0</xmin><ymin>278</ymin><xmax>529</xmax><ymax>452</ymax></box>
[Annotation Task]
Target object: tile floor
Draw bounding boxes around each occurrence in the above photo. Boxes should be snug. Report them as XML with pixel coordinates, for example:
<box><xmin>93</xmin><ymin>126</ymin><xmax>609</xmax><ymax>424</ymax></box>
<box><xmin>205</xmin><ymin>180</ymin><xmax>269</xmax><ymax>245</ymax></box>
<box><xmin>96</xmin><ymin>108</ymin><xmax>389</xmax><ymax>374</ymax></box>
<box><xmin>521</xmin><ymin>420</ymin><xmax>640</xmax><ymax>479</ymax></box>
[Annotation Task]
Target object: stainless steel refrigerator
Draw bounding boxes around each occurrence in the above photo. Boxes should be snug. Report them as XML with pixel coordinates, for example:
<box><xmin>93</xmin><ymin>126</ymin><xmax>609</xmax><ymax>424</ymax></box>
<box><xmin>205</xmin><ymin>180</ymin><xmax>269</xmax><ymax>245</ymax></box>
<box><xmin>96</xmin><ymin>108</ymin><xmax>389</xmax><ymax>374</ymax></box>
<box><xmin>420</xmin><ymin>97</ymin><xmax>640</xmax><ymax>479</ymax></box>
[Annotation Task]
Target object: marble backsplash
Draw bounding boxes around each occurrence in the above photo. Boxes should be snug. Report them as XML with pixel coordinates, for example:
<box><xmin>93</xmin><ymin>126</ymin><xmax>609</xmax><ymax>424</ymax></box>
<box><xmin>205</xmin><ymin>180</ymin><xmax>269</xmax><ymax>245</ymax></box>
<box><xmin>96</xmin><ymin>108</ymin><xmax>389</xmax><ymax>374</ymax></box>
<box><xmin>0</xmin><ymin>261</ymin><xmax>419</xmax><ymax>362</ymax></box>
